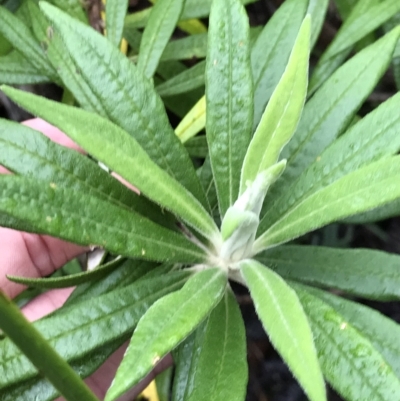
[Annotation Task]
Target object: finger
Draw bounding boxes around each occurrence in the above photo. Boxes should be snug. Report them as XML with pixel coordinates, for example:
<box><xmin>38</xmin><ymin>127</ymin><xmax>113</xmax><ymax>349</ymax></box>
<box><xmin>0</xmin><ymin>165</ymin><xmax>10</xmax><ymax>174</ymax></box>
<box><xmin>22</xmin><ymin>287</ymin><xmax>75</xmax><ymax>321</ymax></box>
<box><xmin>0</xmin><ymin>228</ymin><xmax>88</xmax><ymax>298</ymax></box>
<box><xmin>22</xmin><ymin>118</ymin><xmax>84</xmax><ymax>153</ymax></box>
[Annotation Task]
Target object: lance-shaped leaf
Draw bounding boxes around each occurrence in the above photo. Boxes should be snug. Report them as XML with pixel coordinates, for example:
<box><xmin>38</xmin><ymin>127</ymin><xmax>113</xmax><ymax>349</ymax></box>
<box><xmin>2</xmin><ymin>87</ymin><xmax>218</xmax><ymax>240</ymax></box>
<box><xmin>307</xmin><ymin>0</ymin><xmax>372</xmax><ymax>96</ymax></box>
<box><xmin>307</xmin><ymin>0</ymin><xmax>329</xmax><ymax>48</ymax></box>
<box><xmin>105</xmin><ymin>268</ymin><xmax>227</xmax><ymax>401</ymax></box>
<box><xmin>184</xmin><ymin>136</ymin><xmax>208</xmax><ymax>158</ymax></box>
<box><xmin>138</xmin><ymin>0</ymin><xmax>185</xmax><ymax>78</ymax></box>
<box><xmin>105</xmin><ymin>0</ymin><xmax>129</xmax><ymax>48</ymax></box>
<box><xmin>251</xmin><ymin>0</ymin><xmax>308</xmax><ymax>128</ymax></box>
<box><xmin>183</xmin><ymin>289</ymin><xmax>247</xmax><ymax>401</ymax></box>
<box><xmin>0</xmin><ymin>5</ymin><xmax>56</xmax><ymax>79</ymax></box>
<box><xmin>161</xmin><ymin>32</ymin><xmax>207</xmax><ymax>61</ymax></box>
<box><xmin>172</xmin><ymin>324</ymin><xmax>207</xmax><ymax>401</ymax></box>
<box><xmin>7</xmin><ymin>257</ymin><xmax>124</xmax><ymax>289</ymax></box>
<box><xmin>0</xmin><ymin>292</ymin><xmax>100</xmax><ymax>401</ymax></box>
<box><xmin>47</xmin><ymin>0</ymin><xmax>88</xmax><ymax>23</ymax></box>
<box><xmin>261</xmin><ymin>89</ymin><xmax>400</xmax><ymax>231</ymax></box>
<box><xmin>39</xmin><ymin>3</ymin><xmax>207</xmax><ymax>207</ymax></box>
<box><xmin>0</xmin><ymin>51</ymin><xmax>48</xmax><ymax>84</ymax></box>
<box><xmin>346</xmin><ymin>197</ymin><xmax>400</xmax><ymax>224</ymax></box>
<box><xmin>334</xmin><ymin>0</ymin><xmax>358</xmax><ymax>19</ymax></box>
<box><xmin>64</xmin><ymin>259</ymin><xmax>157</xmax><ymax>307</ymax></box>
<box><xmin>0</xmin><ymin>272</ymin><xmax>189</xmax><ymax>400</ymax></box>
<box><xmin>240</xmin><ymin>260</ymin><xmax>326</xmax><ymax>401</ymax></box>
<box><xmin>255</xmin><ymin>156</ymin><xmax>400</xmax><ymax>251</ymax></box>
<box><xmin>240</xmin><ymin>16</ymin><xmax>310</xmax><ymax>192</ymax></box>
<box><xmin>175</xmin><ymin>95</ymin><xmax>206</xmax><ymax>143</ymax></box>
<box><xmin>160</xmin><ymin>26</ymin><xmax>260</xmax><ymax>62</ymax></box>
<box><xmin>310</xmin><ymin>0</ymin><xmax>400</xmax><ymax>93</ymax></box>
<box><xmin>199</xmin><ymin>156</ymin><xmax>218</xmax><ymax>217</ymax></box>
<box><xmin>313</xmin><ymin>288</ymin><xmax>400</xmax><ymax>377</ymax></box>
<box><xmin>293</xmin><ymin>284</ymin><xmax>400</xmax><ymax>401</ymax></box>
<box><xmin>124</xmin><ymin>0</ymin><xmax>256</xmax><ymax>29</ymax></box>
<box><xmin>0</xmin><ymin>175</ymin><xmax>205</xmax><ymax>263</ymax></box>
<box><xmin>258</xmin><ymin>245</ymin><xmax>400</xmax><ymax>301</ymax></box>
<box><xmin>0</xmin><ymin>118</ymin><xmax>173</xmax><ymax>227</ymax></box>
<box><xmin>206</xmin><ymin>0</ymin><xmax>253</xmax><ymax>217</ymax></box>
<box><xmin>260</xmin><ymin>27</ymin><xmax>400</xmax><ymax>230</ymax></box>
<box><xmin>156</xmin><ymin>60</ymin><xmax>205</xmax><ymax>97</ymax></box>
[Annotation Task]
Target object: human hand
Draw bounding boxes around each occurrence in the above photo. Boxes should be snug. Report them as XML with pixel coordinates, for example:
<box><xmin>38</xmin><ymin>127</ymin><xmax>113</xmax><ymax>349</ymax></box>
<box><xmin>0</xmin><ymin>118</ymin><xmax>171</xmax><ymax>401</ymax></box>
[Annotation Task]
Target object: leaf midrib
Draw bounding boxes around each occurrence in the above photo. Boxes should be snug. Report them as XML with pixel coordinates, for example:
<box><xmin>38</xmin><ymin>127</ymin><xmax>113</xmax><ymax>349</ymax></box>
<box><xmin>0</xmin><ymin>136</ymin><xmax>138</xmax><ymax>213</ymax></box>
<box><xmin>80</xmin><ymin>30</ymin><xmax>176</xmax><ymax>178</ymax></box>
<box><xmin>3</xmin><ymin>182</ymin><xmax>204</xmax><ymax>259</ymax></box>
<box><xmin>262</xmin><ymin>166</ymin><xmax>400</xmax><ymax>246</ymax></box>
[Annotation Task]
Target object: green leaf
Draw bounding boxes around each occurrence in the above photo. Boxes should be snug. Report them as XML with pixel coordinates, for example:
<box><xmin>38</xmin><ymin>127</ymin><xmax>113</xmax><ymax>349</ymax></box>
<box><xmin>158</xmin><ymin>26</ymin><xmax>260</xmax><ymax>62</ymax></box>
<box><xmin>49</xmin><ymin>32</ymin><xmax>107</xmax><ymax>114</ymax></box>
<box><xmin>0</xmin><ymin>51</ymin><xmax>48</xmax><ymax>84</ymax></box>
<box><xmin>293</xmin><ymin>284</ymin><xmax>400</xmax><ymax>401</ymax></box>
<box><xmin>138</xmin><ymin>0</ymin><xmax>185</xmax><ymax>78</ymax></box>
<box><xmin>313</xmin><ymin>289</ymin><xmax>400</xmax><ymax>377</ymax></box>
<box><xmin>240</xmin><ymin>260</ymin><xmax>325</xmax><ymax>401</ymax></box>
<box><xmin>258</xmin><ymin>245</ymin><xmax>400</xmax><ymax>300</ymax></box>
<box><xmin>1</xmin><ymin>87</ymin><xmax>218</xmax><ymax>240</ymax></box>
<box><xmin>27</xmin><ymin>0</ymin><xmax>50</xmax><ymax>43</ymax></box>
<box><xmin>199</xmin><ymin>156</ymin><xmax>218</xmax><ymax>218</ymax></box>
<box><xmin>156</xmin><ymin>60</ymin><xmax>205</xmax><ymax>97</ymax></box>
<box><xmin>161</xmin><ymin>32</ymin><xmax>207</xmax><ymax>61</ymax></box>
<box><xmin>0</xmin><ymin>5</ymin><xmax>55</xmax><ymax>78</ymax></box>
<box><xmin>0</xmin><ymin>175</ymin><xmax>205</xmax><ymax>263</ymax></box>
<box><xmin>184</xmin><ymin>135</ymin><xmax>208</xmax><ymax>158</ymax></box>
<box><xmin>240</xmin><ymin>16</ymin><xmax>310</xmax><ymax>191</ymax></box>
<box><xmin>322</xmin><ymin>0</ymin><xmax>400</xmax><ymax>59</ymax></box>
<box><xmin>171</xmin><ymin>322</ymin><xmax>205</xmax><ymax>401</ymax></box>
<box><xmin>40</xmin><ymin>2</ymin><xmax>208</xmax><ymax>208</ymax></box>
<box><xmin>47</xmin><ymin>0</ymin><xmax>88</xmax><ymax>23</ymax></box>
<box><xmin>64</xmin><ymin>259</ymin><xmax>157</xmax><ymax>307</ymax></box>
<box><xmin>105</xmin><ymin>268</ymin><xmax>227</xmax><ymax>401</ymax></box>
<box><xmin>307</xmin><ymin>0</ymin><xmax>329</xmax><ymax>48</ymax></box>
<box><xmin>251</xmin><ymin>0</ymin><xmax>308</xmax><ymax>128</ymax></box>
<box><xmin>124</xmin><ymin>0</ymin><xmax>256</xmax><ymax>30</ymax></box>
<box><xmin>155</xmin><ymin>367</ymin><xmax>173</xmax><ymax>401</ymax></box>
<box><xmin>345</xmin><ymin>197</ymin><xmax>400</xmax><ymax>224</ymax></box>
<box><xmin>261</xmin><ymin>89</ymin><xmax>400</xmax><ymax>232</ymax></box>
<box><xmin>384</xmin><ymin>12</ymin><xmax>400</xmax><ymax>90</ymax></box>
<box><xmin>7</xmin><ymin>257</ymin><xmax>124</xmax><ymax>289</ymax></box>
<box><xmin>0</xmin><ymin>272</ymin><xmax>189</xmax><ymax>400</ymax></box>
<box><xmin>206</xmin><ymin>0</ymin><xmax>253</xmax><ymax>217</ymax></box>
<box><xmin>175</xmin><ymin>95</ymin><xmax>206</xmax><ymax>143</ymax></box>
<box><xmin>0</xmin><ymin>292</ymin><xmax>100</xmax><ymax>401</ymax></box>
<box><xmin>184</xmin><ymin>289</ymin><xmax>247</xmax><ymax>401</ymax></box>
<box><xmin>260</xmin><ymin>27</ymin><xmax>400</xmax><ymax>226</ymax></box>
<box><xmin>310</xmin><ymin>0</ymin><xmax>400</xmax><ymax>93</ymax></box>
<box><xmin>172</xmin><ymin>324</ymin><xmax>206</xmax><ymax>401</ymax></box>
<box><xmin>0</xmin><ymin>118</ymin><xmax>172</xmax><ymax>227</ymax></box>
<box><xmin>334</xmin><ymin>0</ymin><xmax>358</xmax><ymax>19</ymax></box>
<box><xmin>105</xmin><ymin>0</ymin><xmax>129</xmax><ymax>48</ymax></box>
<box><xmin>0</xmin><ymin>339</ymin><xmax>127</xmax><ymax>401</ymax></box>
<box><xmin>255</xmin><ymin>156</ymin><xmax>400</xmax><ymax>251</ymax></box>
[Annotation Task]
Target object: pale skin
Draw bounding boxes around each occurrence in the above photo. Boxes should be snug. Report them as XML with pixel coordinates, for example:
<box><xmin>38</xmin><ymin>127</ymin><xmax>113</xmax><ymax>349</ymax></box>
<box><xmin>0</xmin><ymin>118</ymin><xmax>172</xmax><ymax>401</ymax></box>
